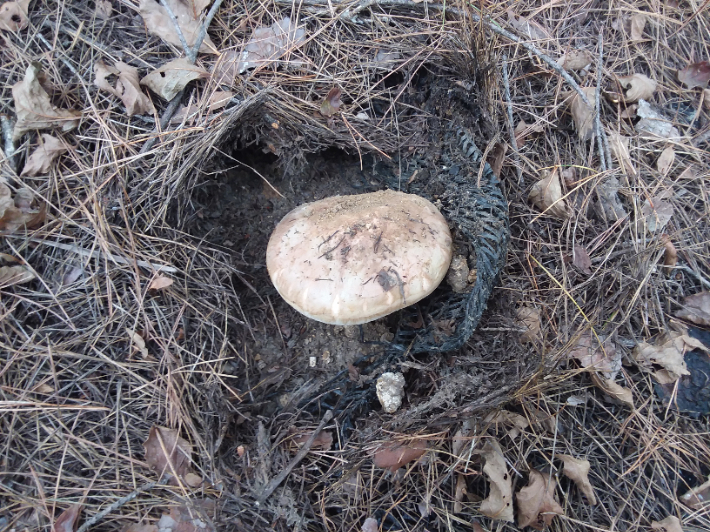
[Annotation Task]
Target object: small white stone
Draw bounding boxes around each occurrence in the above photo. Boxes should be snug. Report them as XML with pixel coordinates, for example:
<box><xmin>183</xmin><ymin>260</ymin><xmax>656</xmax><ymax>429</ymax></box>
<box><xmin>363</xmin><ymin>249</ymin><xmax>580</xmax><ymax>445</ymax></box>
<box><xmin>376</xmin><ymin>372</ymin><xmax>406</xmax><ymax>413</ymax></box>
<box><xmin>309</xmin><ymin>356</ymin><xmax>317</xmax><ymax>368</ymax></box>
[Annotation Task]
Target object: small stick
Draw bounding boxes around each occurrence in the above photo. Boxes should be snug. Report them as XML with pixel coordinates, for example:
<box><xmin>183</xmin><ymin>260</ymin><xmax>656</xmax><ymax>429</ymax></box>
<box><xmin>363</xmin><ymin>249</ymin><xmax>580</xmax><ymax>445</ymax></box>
<box><xmin>501</xmin><ymin>56</ymin><xmax>522</xmax><ymax>184</ymax></box>
<box><xmin>0</xmin><ymin>114</ymin><xmax>16</xmax><ymax>171</ymax></box>
<box><xmin>256</xmin><ymin>410</ymin><xmax>333</xmax><ymax>505</ymax></box>
<box><xmin>159</xmin><ymin>0</ymin><xmax>193</xmax><ymax>59</ymax></box>
<box><xmin>189</xmin><ymin>0</ymin><xmax>223</xmax><ymax>62</ymax></box>
<box><xmin>594</xmin><ymin>30</ymin><xmax>607</xmax><ymax>171</ymax></box>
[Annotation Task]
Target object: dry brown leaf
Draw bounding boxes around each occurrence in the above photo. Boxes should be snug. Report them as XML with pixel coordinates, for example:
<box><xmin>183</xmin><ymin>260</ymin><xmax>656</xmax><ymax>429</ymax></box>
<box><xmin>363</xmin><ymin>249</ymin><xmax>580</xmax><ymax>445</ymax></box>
<box><xmin>641</xmin><ymin>194</ymin><xmax>674</xmax><ymax>233</ymax></box>
<box><xmin>52</xmin><ymin>505</ymin><xmax>82</xmax><ymax>532</ymax></box>
<box><xmin>568</xmin><ymin>332</ymin><xmax>621</xmax><ymax>379</ymax></box>
<box><xmin>238</xmin><ymin>17</ymin><xmax>306</xmax><ymax>73</ymax></box>
<box><xmin>373</xmin><ymin>441</ymin><xmax>427</xmax><ymax>472</ymax></box>
<box><xmin>484</xmin><ymin>410</ymin><xmax>530</xmax><ymax>440</ymax></box>
<box><xmin>651</xmin><ymin>516</ymin><xmax>683</xmax><ymax>532</ymax></box>
<box><xmin>591</xmin><ymin>373</ymin><xmax>634</xmax><ymax>407</ymax></box>
<box><xmin>320</xmin><ymin>87</ymin><xmax>342</xmax><ymax>118</ymax></box>
<box><xmin>618</xmin><ymin>73</ymin><xmax>657</xmax><ymax>103</ymax></box>
<box><xmin>94</xmin><ymin>0</ymin><xmax>112</xmax><ymax>20</ymax></box>
<box><xmin>490</xmin><ymin>143</ymin><xmax>507</xmax><ymax>177</ymax></box>
<box><xmin>128</xmin><ymin>329</ymin><xmax>149</xmax><ymax>358</ymax></box>
<box><xmin>143</xmin><ymin>426</ymin><xmax>196</xmax><ymax>484</ymax></box>
<box><xmin>506</xmin><ymin>9</ymin><xmax>551</xmax><ymax>41</ymax></box>
<box><xmin>656</xmin><ymin>146</ymin><xmax>675</xmax><ymax>176</ymax></box>
<box><xmin>516</xmin><ymin>306</ymin><xmax>541</xmax><ymax>343</ymax></box>
<box><xmin>477</xmin><ymin>439</ymin><xmax>514</xmax><ymax>522</ymax></box>
<box><xmin>572</xmin><ymin>245</ymin><xmax>592</xmax><ymax>275</ymax></box>
<box><xmin>558</xmin><ymin>49</ymin><xmax>592</xmax><ymax>71</ymax></box>
<box><xmin>680</xmin><ymin>476</ymin><xmax>710</xmax><ymax>509</ymax></box>
<box><xmin>634</xmin><ymin>328</ymin><xmax>706</xmax><ymax>383</ymax></box>
<box><xmin>608</xmin><ymin>131</ymin><xmax>636</xmax><ymax>176</ymax></box>
<box><xmin>629</xmin><ymin>14</ymin><xmax>647</xmax><ymax>41</ymax></box>
<box><xmin>0</xmin><ymin>182</ymin><xmax>46</xmax><ymax>234</ymax></box>
<box><xmin>20</xmin><ymin>134</ymin><xmax>67</xmax><ymax>177</ymax></box>
<box><xmin>137</xmin><ymin>0</ymin><xmax>217</xmax><ymax>54</ymax></box>
<box><xmin>676</xmin><ymin>292</ymin><xmax>710</xmax><ymax>326</ymax></box>
<box><xmin>516</xmin><ymin>469</ymin><xmax>564</xmax><ymax>530</ymax></box>
<box><xmin>124</xmin><ymin>524</ymin><xmax>159</xmax><ymax>532</ymax></box>
<box><xmin>529</xmin><ymin>169</ymin><xmax>569</xmax><ymax>218</ymax></box>
<box><xmin>211</xmin><ymin>50</ymin><xmax>240</xmax><ymax>87</ymax></box>
<box><xmin>141</xmin><ymin>58</ymin><xmax>209</xmax><ymax>101</ymax></box>
<box><xmin>149</xmin><ymin>275</ymin><xmax>174</xmax><ymax>290</ymax></box>
<box><xmin>157</xmin><ymin>503</ymin><xmax>215</xmax><ymax>532</ymax></box>
<box><xmin>0</xmin><ymin>0</ymin><xmax>30</xmax><ymax>31</ymax></box>
<box><xmin>12</xmin><ymin>63</ymin><xmax>81</xmax><ymax>141</ymax></box>
<box><xmin>559</xmin><ymin>454</ymin><xmax>597</xmax><ymax>505</ymax></box>
<box><xmin>95</xmin><ymin>61</ymin><xmax>156</xmax><ymax>116</ymax></box>
<box><xmin>0</xmin><ymin>264</ymin><xmax>35</xmax><ymax>288</ymax></box>
<box><xmin>362</xmin><ymin>517</ymin><xmax>379</xmax><ymax>532</ymax></box>
<box><xmin>678</xmin><ymin>61</ymin><xmax>710</xmax><ymax>89</ymax></box>
<box><xmin>567</xmin><ymin>87</ymin><xmax>596</xmax><ymax>140</ymax></box>
<box><xmin>454</xmin><ymin>473</ymin><xmax>467</xmax><ymax>513</ymax></box>
<box><xmin>514</xmin><ymin>120</ymin><xmax>543</xmax><ymax>146</ymax></box>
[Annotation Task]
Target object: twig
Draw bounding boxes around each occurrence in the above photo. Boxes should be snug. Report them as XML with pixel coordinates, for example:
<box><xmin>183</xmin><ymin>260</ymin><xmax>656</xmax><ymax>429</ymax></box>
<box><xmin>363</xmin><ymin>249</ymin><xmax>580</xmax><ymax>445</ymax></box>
<box><xmin>256</xmin><ymin>410</ymin><xmax>333</xmax><ymax>505</ymax></box>
<box><xmin>594</xmin><ymin>30</ymin><xmax>607</xmax><ymax>172</ymax></box>
<box><xmin>189</xmin><ymin>0</ymin><xmax>223</xmax><ymax>62</ymax></box>
<box><xmin>501</xmin><ymin>56</ymin><xmax>522</xmax><ymax>184</ymax></box>
<box><xmin>75</xmin><ymin>477</ymin><xmax>167</xmax><ymax>532</ymax></box>
<box><xmin>0</xmin><ymin>114</ymin><xmax>16</xmax><ymax>172</ymax></box>
<box><xmin>19</xmin><ymin>237</ymin><xmax>178</xmax><ymax>273</ymax></box>
<box><xmin>159</xmin><ymin>0</ymin><xmax>193</xmax><ymax>59</ymax></box>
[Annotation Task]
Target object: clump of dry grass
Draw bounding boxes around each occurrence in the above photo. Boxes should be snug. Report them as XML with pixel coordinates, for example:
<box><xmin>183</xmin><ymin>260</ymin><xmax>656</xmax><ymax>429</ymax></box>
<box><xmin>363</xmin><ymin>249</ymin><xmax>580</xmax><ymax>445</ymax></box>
<box><xmin>1</xmin><ymin>0</ymin><xmax>709</xmax><ymax>531</ymax></box>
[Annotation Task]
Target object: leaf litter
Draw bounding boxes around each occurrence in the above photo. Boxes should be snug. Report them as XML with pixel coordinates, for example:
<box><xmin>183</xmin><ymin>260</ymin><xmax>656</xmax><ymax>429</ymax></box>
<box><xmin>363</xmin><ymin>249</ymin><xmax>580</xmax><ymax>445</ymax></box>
<box><xmin>0</xmin><ymin>181</ymin><xmax>46</xmax><ymax>234</ymax></box>
<box><xmin>20</xmin><ymin>134</ymin><xmax>67</xmax><ymax>177</ymax></box>
<box><xmin>237</xmin><ymin>17</ymin><xmax>306</xmax><ymax>74</ymax></box>
<box><xmin>677</xmin><ymin>61</ymin><xmax>710</xmax><ymax>89</ymax></box>
<box><xmin>143</xmin><ymin>425</ymin><xmax>202</xmax><ymax>486</ymax></box>
<box><xmin>476</xmin><ymin>438</ymin><xmax>514</xmax><ymax>522</ymax></box>
<box><xmin>94</xmin><ymin>61</ymin><xmax>156</xmax><ymax>116</ymax></box>
<box><xmin>676</xmin><ymin>292</ymin><xmax>710</xmax><ymax>327</ymax></box>
<box><xmin>515</xmin><ymin>469</ymin><xmax>564</xmax><ymax>530</ymax></box>
<box><xmin>617</xmin><ymin>73</ymin><xmax>657</xmax><ymax>103</ymax></box>
<box><xmin>137</xmin><ymin>0</ymin><xmax>217</xmax><ymax>54</ymax></box>
<box><xmin>141</xmin><ymin>58</ymin><xmax>209</xmax><ymax>101</ymax></box>
<box><xmin>529</xmin><ymin>168</ymin><xmax>569</xmax><ymax>218</ymax></box>
<box><xmin>0</xmin><ymin>0</ymin><xmax>30</xmax><ymax>32</ymax></box>
<box><xmin>559</xmin><ymin>454</ymin><xmax>597</xmax><ymax>505</ymax></box>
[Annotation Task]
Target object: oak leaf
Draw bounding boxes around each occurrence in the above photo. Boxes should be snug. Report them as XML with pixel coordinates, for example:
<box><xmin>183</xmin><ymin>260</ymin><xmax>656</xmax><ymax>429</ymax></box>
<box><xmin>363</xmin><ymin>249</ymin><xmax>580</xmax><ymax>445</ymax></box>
<box><xmin>572</xmin><ymin>245</ymin><xmax>592</xmax><ymax>275</ymax></box>
<box><xmin>633</xmin><ymin>328</ymin><xmax>706</xmax><ymax>384</ymax></box>
<box><xmin>141</xmin><ymin>58</ymin><xmax>209</xmax><ymax>101</ymax></box>
<box><xmin>516</xmin><ymin>469</ymin><xmax>564</xmax><ymax>530</ymax></box>
<box><xmin>237</xmin><ymin>17</ymin><xmax>306</xmax><ymax>74</ymax></box>
<box><xmin>137</xmin><ymin>0</ymin><xmax>217</xmax><ymax>54</ymax></box>
<box><xmin>558</xmin><ymin>49</ymin><xmax>592</xmax><ymax>71</ymax></box>
<box><xmin>52</xmin><ymin>505</ymin><xmax>82</xmax><ymax>532</ymax></box>
<box><xmin>656</xmin><ymin>146</ymin><xmax>675</xmax><ymax>176</ymax></box>
<box><xmin>591</xmin><ymin>373</ymin><xmax>634</xmax><ymax>407</ymax></box>
<box><xmin>568</xmin><ymin>332</ymin><xmax>621</xmax><ymax>379</ymax></box>
<box><xmin>95</xmin><ymin>61</ymin><xmax>156</xmax><ymax>116</ymax></box>
<box><xmin>516</xmin><ymin>306</ymin><xmax>541</xmax><ymax>343</ymax></box>
<box><xmin>0</xmin><ymin>264</ymin><xmax>36</xmax><ymax>288</ymax></box>
<box><xmin>567</xmin><ymin>87</ymin><xmax>596</xmax><ymax>140</ymax></box>
<box><xmin>559</xmin><ymin>454</ymin><xmax>596</xmax><ymax>505</ymax></box>
<box><xmin>484</xmin><ymin>410</ymin><xmax>529</xmax><ymax>440</ymax></box>
<box><xmin>651</xmin><ymin>516</ymin><xmax>683</xmax><ymax>532</ymax></box>
<box><xmin>618</xmin><ymin>73</ymin><xmax>657</xmax><ymax>103</ymax></box>
<box><xmin>12</xmin><ymin>63</ymin><xmax>81</xmax><ymax>141</ymax></box>
<box><xmin>20</xmin><ymin>134</ymin><xmax>67</xmax><ymax>177</ymax></box>
<box><xmin>0</xmin><ymin>182</ymin><xmax>46</xmax><ymax>234</ymax></box>
<box><xmin>0</xmin><ymin>0</ymin><xmax>30</xmax><ymax>31</ymax></box>
<box><xmin>477</xmin><ymin>439</ymin><xmax>514</xmax><ymax>522</ymax></box>
<box><xmin>373</xmin><ymin>440</ymin><xmax>427</xmax><ymax>472</ymax></box>
<box><xmin>529</xmin><ymin>168</ymin><xmax>569</xmax><ymax>218</ymax></box>
<box><xmin>629</xmin><ymin>14</ymin><xmax>647</xmax><ymax>41</ymax></box>
<box><xmin>641</xmin><ymin>193</ymin><xmax>674</xmax><ymax>233</ymax></box>
<box><xmin>143</xmin><ymin>426</ymin><xmax>201</xmax><ymax>485</ymax></box>
<box><xmin>678</xmin><ymin>61</ymin><xmax>710</xmax><ymax>89</ymax></box>
<box><xmin>149</xmin><ymin>275</ymin><xmax>174</xmax><ymax>290</ymax></box>
<box><xmin>608</xmin><ymin>131</ymin><xmax>636</xmax><ymax>176</ymax></box>
<box><xmin>676</xmin><ymin>292</ymin><xmax>710</xmax><ymax>327</ymax></box>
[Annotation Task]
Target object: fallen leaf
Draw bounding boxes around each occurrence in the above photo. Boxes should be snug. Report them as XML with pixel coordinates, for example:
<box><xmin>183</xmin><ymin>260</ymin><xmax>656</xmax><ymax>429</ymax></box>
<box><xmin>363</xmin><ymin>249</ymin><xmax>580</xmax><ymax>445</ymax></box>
<box><xmin>20</xmin><ymin>134</ymin><xmax>67</xmax><ymax>177</ymax></box>
<box><xmin>94</xmin><ymin>0</ymin><xmax>112</xmax><ymax>20</ymax></box>
<box><xmin>572</xmin><ymin>245</ymin><xmax>592</xmax><ymax>275</ymax></box>
<box><xmin>490</xmin><ymin>142</ymin><xmax>507</xmax><ymax>177</ymax></box>
<box><xmin>211</xmin><ymin>50</ymin><xmax>241</xmax><ymax>87</ymax></box>
<box><xmin>0</xmin><ymin>0</ymin><xmax>30</xmax><ymax>31</ymax></box>
<box><xmin>567</xmin><ymin>87</ymin><xmax>597</xmax><ymax>140</ymax></box>
<box><xmin>680</xmin><ymin>476</ymin><xmax>710</xmax><ymax>509</ymax></box>
<box><xmin>678</xmin><ymin>61</ymin><xmax>710</xmax><ymax>89</ymax></box>
<box><xmin>477</xmin><ymin>439</ymin><xmax>514</xmax><ymax>522</ymax></box>
<box><xmin>484</xmin><ymin>410</ymin><xmax>530</xmax><ymax>440</ymax></box>
<box><xmin>237</xmin><ymin>17</ymin><xmax>306</xmax><ymax>74</ymax></box>
<box><xmin>157</xmin><ymin>502</ymin><xmax>215</xmax><ymax>532</ymax></box>
<box><xmin>292</xmin><ymin>430</ymin><xmax>333</xmax><ymax>451</ymax></box>
<box><xmin>529</xmin><ymin>168</ymin><xmax>569</xmax><ymax>218</ymax></box>
<box><xmin>373</xmin><ymin>441</ymin><xmax>427</xmax><ymax>472</ymax></box>
<box><xmin>651</xmin><ymin>516</ymin><xmax>683</xmax><ymax>532</ymax></box>
<box><xmin>608</xmin><ymin>131</ymin><xmax>636</xmax><ymax>176</ymax></box>
<box><xmin>184</xmin><ymin>472</ymin><xmax>203</xmax><ymax>487</ymax></box>
<box><xmin>506</xmin><ymin>9</ymin><xmax>551</xmax><ymax>41</ymax></box>
<box><xmin>641</xmin><ymin>194</ymin><xmax>674</xmax><ymax>233</ymax></box>
<box><xmin>0</xmin><ymin>264</ymin><xmax>35</xmax><ymax>288</ymax></box>
<box><xmin>137</xmin><ymin>0</ymin><xmax>217</xmax><ymax>54</ymax></box>
<box><xmin>61</xmin><ymin>264</ymin><xmax>84</xmax><ymax>285</ymax></box>
<box><xmin>516</xmin><ymin>306</ymin><xmax>541</xmax><ymax>343</ymax></box>
<box><xmin>95</xmin><ymin>61</ymin><xmax>156</xmax><ymax>116</ymax></box>
<box><xmin>656</xmin><ymin>146</ymin><xmax>675</xmax><ymax>176</ymax></box>
<box><xmin>128</xmin><ymin>329</ymin><xmax>149</xmax><ymax>358</ymax></box>
<box><xmin>373</xmin><ymin>49</ymin><xmax>402</xmax><ymax>69</ymax></box>
<box><xmin>559</xmin><ymin>455</ymin><xmax>596</xmax><ymax>505</ymax></box>
<box><xmin>676</xmin><ymin>292</ymin><xmax>710</xmax><ymax>327</ymax></box>
<box><xmin>53</xmin><ymin>505</ymin><xmax>82</xmax><ymax>532</ymax></box>
<box><xmin>140</xmin><ymin>58</ymin><xmax>209</xmax><ymax>101</ymax></box>
<box><xmin>558</xmin><ymin>49</ymin><xmax>592</xmax><ymax>71</ymax></box>
<box><xmin>514</xmin><ymin>120</ymin><xmax>543</xmax><ymax>146</ymax></box>
<box><xmin>661</xmin><ymin>235</ymin><xmax>677</xmax><ymax>269</ymax></box>
<box><xmin>566</xmin><ymin>394</ymin><xmax>587</xmax><ymax>406</ymax></box>
<box><xmin>0</xmin><ymin>182</ymin><xmax>46</xmax><ymax>234</ymax></box>
<box><xmin>516</xmin><ymin>469</ymin><xmax>564</xmax><ymax>530</ymax></box>
<box><xmin>320</xmin><ymin>86</ymin><xmax>342</xmax><ymax>118</ymax></box>
<box><xmin>144</xmin><ymin>426</ymin><xmax>196</xmax><ymax>484</ymax></box>
<box><xmin>454</xmin><ymin>473</ymin><xmax>467</xmax><ymax>513</ymax></box>
<box><xmin>568</xmin><ymin>332</ymin><xmax>621</xmax><ymax>379</ymax></box>
<box><xmin>362</xmin><ymin>517</ymin><xmax>379</xmax><ymax>532</ymax></box>
<box><xmin>618</xmin><ymin>73</ymin><xmax>657</xmax><ymax>102</ymax></box>
<box><xmin>620</xmin><ymin>103</ymin><xmax>638</xmax><ymax>119</ymax></box>
<box><xmin>634</xmin><ymin>328</ymin><xmax>707</xmax><ymax>383</ymax></box>
<box><xmin>591</xmin><ymin>373</ymin><xmax>634</xmax><ymax>407</ymax></box>
<box><xmin>124</xmin><ymin>524</ymin><xmax>159</xmax><ymax>532</ymax></box>
<box><xmin>636</xmin><ymin>100</ymin><xmax>681</xmax><ymax>139</ymax></box>
<box><xmin>12</xmin><ymin>63</ymin><xmax>81</xmax><ymax>141</ymax></box>
<box><xmin>629</xmin><ymin>14</ymin><xmax>647</xmax><ymax>41</ymax></box>
<box><xmin>149</xmin><ymin>275</ymin><xmax>174</xmax><ymax>290</ymax></box>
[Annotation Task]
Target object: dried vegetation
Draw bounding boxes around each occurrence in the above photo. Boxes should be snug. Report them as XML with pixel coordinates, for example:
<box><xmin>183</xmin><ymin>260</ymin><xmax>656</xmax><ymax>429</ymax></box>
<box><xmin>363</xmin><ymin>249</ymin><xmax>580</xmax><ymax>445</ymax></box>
<box><xmin>1</xmin><ymin>0</ymin><xmax>709</xmax><ymax>531</ymax></box>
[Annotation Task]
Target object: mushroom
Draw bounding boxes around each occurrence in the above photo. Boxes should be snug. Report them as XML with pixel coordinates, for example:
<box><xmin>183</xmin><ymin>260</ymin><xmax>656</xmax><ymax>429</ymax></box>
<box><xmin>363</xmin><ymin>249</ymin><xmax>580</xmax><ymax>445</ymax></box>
<box><xmin>266</xmin><ymin>189</ymin><xmax>453</xmax><ymax>325</ymax></box>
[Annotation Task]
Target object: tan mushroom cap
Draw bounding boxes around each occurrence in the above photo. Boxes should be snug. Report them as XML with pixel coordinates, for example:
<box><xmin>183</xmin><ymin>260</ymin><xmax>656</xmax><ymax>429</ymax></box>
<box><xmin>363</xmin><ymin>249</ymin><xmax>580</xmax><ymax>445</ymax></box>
<box><xmin>266</xmin><ymin>189</ymin><xmax>453</xmax><ymax>325</ymax></box>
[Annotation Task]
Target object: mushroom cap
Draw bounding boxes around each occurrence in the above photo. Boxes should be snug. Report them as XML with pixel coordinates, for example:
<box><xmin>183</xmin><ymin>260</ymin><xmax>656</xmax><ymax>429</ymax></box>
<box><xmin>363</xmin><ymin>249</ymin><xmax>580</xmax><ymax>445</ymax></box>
<box><xmin>266</xmin><ymin>189</ymin><xmax>453</xmax><ymax>325</ymax></box>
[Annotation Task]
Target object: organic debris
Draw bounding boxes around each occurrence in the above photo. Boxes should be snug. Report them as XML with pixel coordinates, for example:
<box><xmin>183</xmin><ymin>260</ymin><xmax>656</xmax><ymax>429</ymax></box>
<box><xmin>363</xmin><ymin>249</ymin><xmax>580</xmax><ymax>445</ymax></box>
<box><xmin>52</xmin><ymin>505</ymin><xmax>82</xmax><ymax>532</ymax></box>
<box><xmin>94</xmin><ymin>61</ymin><xmax>156</xmax><ymax>116</ymax></box>
<box><xmin>681</xmin><ymin>476</ymin><xmax>710</xmax><ymax>509</ymax></box>
<box><xmin>484</xmin><ymin>410</ymin><xmax>530</xmax><ymax>440</ymax></box>
<box><xmin>143</xmin><ymin>425</ymin><xmax>202</xmax><ymax>486</ymax></box>
<box><xmin>650</xmin><ymin>516</ymin><xmax>683</xmax><ymax>532</ymax></box>
<box><xmin>566</xmin><ymin>87</ymin><xmax>596</xmax><ymax>140</ymax></box>
<box><xmin>148</xmin><ymin>275</ymin><xmax>174</xmax><ymax>290</ymax></box>
<box><xmin>656</xmin><ymin>146</ymin><xmax>675</xmax><ymax>176</ymax></box>
<box><xmin>677</xmin><ymin>61</ymin><xmax>710</xmax><ymax>89</ymax></box>
<box><xmin>0</xmin><ymin>0</ymin><xmax>30</xmax><ymax>31</ymax></box>
<box><xmin>515</xmin><ymin>469</ymin><xmax>564</xmax><ymax>530</ymax></box>
<box><xmin>640</xmin><ymin>192</ymin><xmax>674</xmax><ymax>233</ymax></box>
<box><xmin>477</xmin><ymin>438</ymin><xmax>514</xmax><ymax>522</ymax></box>
<box><xmin>558</xmin><ymin>49</ymin><xmax>592</xmax><ymax>71</ymax></box>
<box><xmin>372</xmin><ymin>440</ymin><xmax>428</xmax><ymax>472</ymax></box>
<box><xmin>0</xmin><ymin>263</ymin><xmax>35</xmax><ymax>288</ymax></box>
<box><xmin>676</xmin><ymin>292</ymin><xmax>710</xmax><ymax>327</ymax></box>
<box><xmin>567</xmin><ymin>332</ymin><xmax>621</xmax><ymax>380</ymax></box>
<box><xmin>137</xmin><ymin>0</ymin><xmax>217</xmax><ymax>54</ymax></box>
<box><xmin>516</xmin><ymin>306</ymin><xmax>542</xmax><ymax>343</ymax></box>
<box><xmin>320</xmin><ymin>87</ymin><xmax>342</xmax><ymax>118</ymax></box>
<box><xmin>0</xmin><ymin>182</ymin><xmax>46</xmax><ymax>234</ymax></box>
<box><xmin>559</xmin><ymin>454</ymin><xmax>596</xmax><ymax>505</ymax></box>
<box><xmin>529</xmin><ymin>168</ymin><xmax>569</xmax><ymax>218</ymax></box>
<box><xmin>20</xmin><ymin>134</ymin><xmax>67</xmax><ymax>176</ymax></box>
<box><xmin>636</xmin><ymin>100</ymin><xmax>681</xmax><ymax>138</ymax></box>
<box><xmin>237</xmin><ymin>17</ymin><xmax>306</xmax><ymax>73</ymax></box>
<box><xmin>617</xmin><ymin>73</ymin><xmax>657</xmax><ymax>103</ymax></box>
<box><xmin>140</xmin><ymin>58</ymin><xmax>209</xmax><ymax>100</ymax></box>
<box><xmin>634</xmin><ymin>327</ymin><xmax>706</xmax><ymax>384</ymax></box>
